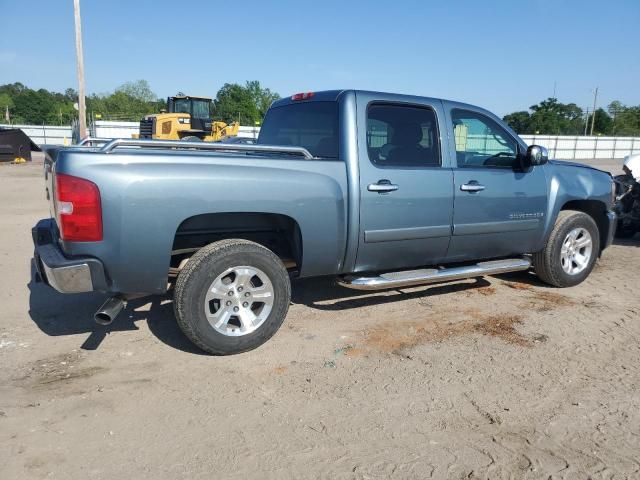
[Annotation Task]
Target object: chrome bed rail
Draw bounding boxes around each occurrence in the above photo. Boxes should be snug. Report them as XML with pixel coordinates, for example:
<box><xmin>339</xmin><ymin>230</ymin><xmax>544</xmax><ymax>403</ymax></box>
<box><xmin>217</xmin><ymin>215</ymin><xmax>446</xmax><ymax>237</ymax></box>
<box><xmin>98</xmin><ymin>138</ymin><xmax>315</xmax><ymax>159</ymax></box>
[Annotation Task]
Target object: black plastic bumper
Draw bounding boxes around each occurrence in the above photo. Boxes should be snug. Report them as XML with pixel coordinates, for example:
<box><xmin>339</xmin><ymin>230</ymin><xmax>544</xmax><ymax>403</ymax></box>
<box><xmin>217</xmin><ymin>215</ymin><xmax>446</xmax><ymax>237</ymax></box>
<box><xmin>32</xmin><ymin>218</ymin><xmax>108</xmax><ymax>293</ymax></box>
<box><xmin>604</xmin><ymin>210</ymin><xmax>617</xmax><ymax>250</ymax></box>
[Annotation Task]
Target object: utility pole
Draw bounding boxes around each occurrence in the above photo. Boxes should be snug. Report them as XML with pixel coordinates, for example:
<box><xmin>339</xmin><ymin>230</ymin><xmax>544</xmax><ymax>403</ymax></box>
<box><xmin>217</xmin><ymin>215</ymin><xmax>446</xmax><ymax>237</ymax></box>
<box><xmin>589</xmin><ymin>87</ymin><xmax>598</xmax><ymax>136</ymax></box>
<box><xmin>583</xmin><ymin>108</ymin><xmax>589</xmax><ymax>136</ymax></box>
<box><xmin>73</xmin><ymin>0</ymin><xmax>87</xmax><ymax>140</ymax></box>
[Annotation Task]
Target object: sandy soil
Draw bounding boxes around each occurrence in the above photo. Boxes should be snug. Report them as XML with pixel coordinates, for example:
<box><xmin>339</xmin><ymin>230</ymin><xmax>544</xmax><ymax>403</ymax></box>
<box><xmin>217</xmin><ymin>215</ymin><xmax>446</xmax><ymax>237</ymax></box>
<box><xmin>0</xmin><ymin>161</ymin><xmax>638</xmax><ymax>480</ymax></box>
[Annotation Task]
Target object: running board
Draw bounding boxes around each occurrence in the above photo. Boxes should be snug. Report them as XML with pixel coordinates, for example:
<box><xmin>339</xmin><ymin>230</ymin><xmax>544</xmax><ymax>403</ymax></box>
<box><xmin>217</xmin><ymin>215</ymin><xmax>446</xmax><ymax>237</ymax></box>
<box><xmin>337</xmin><ymin>257</ymin><xmax>531</xmax><ymax>291</ymax></box>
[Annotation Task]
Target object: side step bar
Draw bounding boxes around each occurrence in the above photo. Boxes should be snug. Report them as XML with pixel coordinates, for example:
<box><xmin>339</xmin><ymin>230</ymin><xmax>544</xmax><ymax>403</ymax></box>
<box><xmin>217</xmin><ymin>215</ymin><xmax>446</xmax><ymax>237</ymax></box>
<box><xmin>337</xmin><ymin>257</ymin><xmax>531</xmax><ymax>291</ymax></box>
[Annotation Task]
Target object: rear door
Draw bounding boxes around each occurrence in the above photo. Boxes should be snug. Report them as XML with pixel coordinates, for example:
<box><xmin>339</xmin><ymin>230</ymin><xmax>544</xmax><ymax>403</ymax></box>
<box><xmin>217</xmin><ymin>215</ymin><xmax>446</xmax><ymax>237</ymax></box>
<box><xmin>355</xmin><ymin>93</ymin><xmax>454</xmax><ymax>272</ymax></box>
<box><xmin>444</xmin><ymin>105</ymin><xmax>548</xmax><ymax>261</ymax></box>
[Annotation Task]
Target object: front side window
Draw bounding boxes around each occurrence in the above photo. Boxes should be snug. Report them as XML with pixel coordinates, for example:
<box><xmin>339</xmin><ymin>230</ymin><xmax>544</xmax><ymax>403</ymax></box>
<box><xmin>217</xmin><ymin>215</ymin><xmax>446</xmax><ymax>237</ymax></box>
<box><xmin>451</xmin><ymin>109</ymin><xmax>518</xmax><ymax>168</ymax></box>
<box><xmin>366</xmin><ymin>104</ymin><xmax>440</xmax><ymax>167</ymax></box>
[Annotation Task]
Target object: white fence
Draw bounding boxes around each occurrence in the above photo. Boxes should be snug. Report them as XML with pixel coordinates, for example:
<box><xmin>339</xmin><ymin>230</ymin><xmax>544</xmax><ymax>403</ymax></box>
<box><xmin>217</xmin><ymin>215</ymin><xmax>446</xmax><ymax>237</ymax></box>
<box><xmin>93</xmin><ymin>121</ymin><xmax>139</xmax><ymax>139</ymax></box>
<box><xmin>9</xmin><ymin>122</ymin><xmax>640</xmax><ymax>159</ymax></box>
<box><xmin>93</xmin><ymin>121</ymin><xmax>260</xmax><ymax>141</ymax></box>
<box><xmin>521</xmin><ymin>135</ymin><xmax>640</xmax><ymax>160</ymax></box>
<box><xmin>8</xmin><ymin>122</ymin><xmax>261</xmax><ymax>146</ymax></box>
<box><xmin>10</xmin><ymin>124</ymin><xmax>73</xmax><ymax>145</ymax></box>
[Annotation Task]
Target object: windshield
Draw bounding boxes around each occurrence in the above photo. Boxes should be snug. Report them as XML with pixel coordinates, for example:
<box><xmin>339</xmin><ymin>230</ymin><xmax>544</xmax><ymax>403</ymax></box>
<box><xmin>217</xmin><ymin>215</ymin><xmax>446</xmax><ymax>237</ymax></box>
<box><xmin>258</xmin><ymin>101</ymin><xmax>339</xmax><ymax>158</ymax></box>
<box><xmin>173</xmin><ymin>99</ymin><xmax>190</xmax><ymax>114</ymax></box>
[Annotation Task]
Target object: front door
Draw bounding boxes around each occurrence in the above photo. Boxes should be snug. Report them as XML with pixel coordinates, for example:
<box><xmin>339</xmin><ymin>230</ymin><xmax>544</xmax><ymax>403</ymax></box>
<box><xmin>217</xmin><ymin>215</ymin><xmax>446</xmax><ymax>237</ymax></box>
<box><xmin>445</xmin><ymin>106</ymin><xmax>548</xmax><ymax>261</ymax></box>
<box><xmin>355</xmin><ymin>97</ymin><xmax>454</xmax><ymax>272</ymax></box>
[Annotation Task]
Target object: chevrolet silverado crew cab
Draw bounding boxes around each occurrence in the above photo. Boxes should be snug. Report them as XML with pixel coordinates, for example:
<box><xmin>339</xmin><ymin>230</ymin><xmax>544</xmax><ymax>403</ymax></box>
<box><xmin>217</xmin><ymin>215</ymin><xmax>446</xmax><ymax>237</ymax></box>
<box><xmin>33</xmin><ymin>90</ymin><xmax>617</xmax><ymax>355</ymax></box>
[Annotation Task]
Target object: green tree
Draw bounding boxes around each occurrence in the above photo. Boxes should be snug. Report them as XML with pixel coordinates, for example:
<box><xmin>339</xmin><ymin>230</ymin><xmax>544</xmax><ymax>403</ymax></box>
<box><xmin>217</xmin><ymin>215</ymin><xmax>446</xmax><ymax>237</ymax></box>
<box><xmin>0</xmin><ymin>80</ymin><xmax>280</xmax><ymax>125</ymax></box>
<box><xmin>213</xmin><ymin>83</ymin><xmax>259</xmax><ymax>124</ymax></box>
<box><xmin>12</xmin><ymin>89</ymin><xmax>56</xmax><ymax>124</ymax></box>
<box><xmin>0</xmin><ymin>82</ymin><xmax>27</xmax><ymax>98</ymax></box>
<box><xmin>87</xmin><ymin>81</ymin><xmax>162</xmax><ymax>120</ymax></box>
<box><xmin>213</xmin><ymin>81</ymin><xmax>280</xmax><ymax>124</ymax></box>
<box><xmin>587</xmin><ymin>108</ymin><xmax>613</xmax><ymax>135</ymax></box>
<box><xmin>503</xmin><ymin>111</ymin><xmax>530</xmax><ymax>133</ymax></box>
<box><xmin>608</xmin><ymin>101</ymin><xmax>640</xmax><ymax>136</ymax></box>
<box><xmin>0</xmin><ymin>82</ymin><xmax>78</xmax><ymax>124</ymax></box>
<box><xmin>115</xmin><ymin>80</ymin><xmax>158</xmax><ymax>103</ymax></box>
<box><xmin>64</xmin><ymin>88</ymin><xmax>78</xmax><ymax>102</ymax></box>
<box><xmin>245</xmin><ymin>80</ymin><xmax>280</xmax><ymax>122</ymax></box>
<box><xmin>0</xmin><ymin>93</ymin><xmax>14</xmax><ymax>123</ymax></box>
<box><xmin>503</xmin><ymin>98</ymin><xmax>589</xmax><ymax>135</ymax></box>
<box><xmin>527</xmin><ymin>98</ymin><xmax>584</xmax><ymax>135</ymax></box>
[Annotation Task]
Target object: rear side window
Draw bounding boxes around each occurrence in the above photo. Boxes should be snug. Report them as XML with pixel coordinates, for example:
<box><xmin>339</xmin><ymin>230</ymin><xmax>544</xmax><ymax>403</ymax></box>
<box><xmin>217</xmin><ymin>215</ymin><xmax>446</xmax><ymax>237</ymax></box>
<box><xmin>366</xmin><ymin>103</ymin><xmax>441</xmax><ymax>167</ymax></box>
<box><xmin>258</xmin><ymin>102</ymin><xmax>339</xmax><ymax>159</ymax></box>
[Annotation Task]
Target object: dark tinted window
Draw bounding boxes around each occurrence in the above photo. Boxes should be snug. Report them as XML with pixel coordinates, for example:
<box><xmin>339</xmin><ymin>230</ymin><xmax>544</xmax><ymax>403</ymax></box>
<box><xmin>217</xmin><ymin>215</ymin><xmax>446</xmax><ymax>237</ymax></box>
<box><xmin>451</xmin><ymin>109</ymin><xmax>518</xmax><ymax>168</ymax></box>
<box><xmin>366</xmin><ymin>104</ymin><xmax>440</xmax><ymax>167</ymax></box>
<box><xmin>258</xmin><ymin>102</ymin><xmax>339</xmax><ymax>158</ymax></box>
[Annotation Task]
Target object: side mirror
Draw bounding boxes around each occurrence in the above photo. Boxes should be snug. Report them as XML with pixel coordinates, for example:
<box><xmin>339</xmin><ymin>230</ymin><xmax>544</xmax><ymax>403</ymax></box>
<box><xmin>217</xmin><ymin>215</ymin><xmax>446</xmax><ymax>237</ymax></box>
<box><xmin>525</xmin><ymin>145</ymin><xmax>549</xmax><ymax>167</ymax></box>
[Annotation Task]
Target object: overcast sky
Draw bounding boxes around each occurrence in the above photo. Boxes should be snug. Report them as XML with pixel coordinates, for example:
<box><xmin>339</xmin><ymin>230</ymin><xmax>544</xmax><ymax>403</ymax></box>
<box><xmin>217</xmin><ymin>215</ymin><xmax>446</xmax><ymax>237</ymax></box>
<box><xmin>0</xmin><ymin>0</ymin><xmax>638</xmax><ymax>116</ymax></box>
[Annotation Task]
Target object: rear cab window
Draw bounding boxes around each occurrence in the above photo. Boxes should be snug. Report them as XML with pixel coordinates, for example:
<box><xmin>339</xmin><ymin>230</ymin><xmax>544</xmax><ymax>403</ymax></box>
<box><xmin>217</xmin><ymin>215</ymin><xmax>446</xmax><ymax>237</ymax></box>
<box><xmin>258</xmin><ymin>101</ymin><xmax>339</xmax><ymax>159</ymax></box>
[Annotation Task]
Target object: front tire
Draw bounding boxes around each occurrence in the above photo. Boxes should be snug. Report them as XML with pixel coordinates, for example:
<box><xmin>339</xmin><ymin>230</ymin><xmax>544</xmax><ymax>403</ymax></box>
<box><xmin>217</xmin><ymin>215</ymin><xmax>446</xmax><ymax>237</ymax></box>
<box><xmin>174</xmin><ymin>239</ymin><xmax>291</xmax><ymax>355</ymax></box>
<box><xmin>533</xmin><ymin>210</ymin><xmax>600</xmax><ymax>287</ymax></box>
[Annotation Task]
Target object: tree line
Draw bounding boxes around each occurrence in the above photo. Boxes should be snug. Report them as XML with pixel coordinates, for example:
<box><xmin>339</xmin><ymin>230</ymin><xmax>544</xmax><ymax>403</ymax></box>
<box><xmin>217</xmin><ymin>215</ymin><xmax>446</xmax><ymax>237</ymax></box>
<box><xmin>503</xmin><ymin>98</ymin><xmax>640</xmax><ymax>136</ymax></box>
<box><xmin>0</xmin><ymin>80</ymin><xmax>279</xmax><ymax>126</ymax></box>
<box><xmin>3</xmin><ymin>81</ymin><xmax>638</xmax><ymax>136</ymax></box>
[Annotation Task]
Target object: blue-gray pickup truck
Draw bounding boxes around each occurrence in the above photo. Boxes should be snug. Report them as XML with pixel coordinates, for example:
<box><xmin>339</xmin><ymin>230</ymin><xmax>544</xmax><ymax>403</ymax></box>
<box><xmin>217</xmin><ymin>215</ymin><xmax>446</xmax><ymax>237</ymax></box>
<box><xmin>33</xmin><ymin>90</ymin><xmax>617</xmax><ymax>354</ymax></box>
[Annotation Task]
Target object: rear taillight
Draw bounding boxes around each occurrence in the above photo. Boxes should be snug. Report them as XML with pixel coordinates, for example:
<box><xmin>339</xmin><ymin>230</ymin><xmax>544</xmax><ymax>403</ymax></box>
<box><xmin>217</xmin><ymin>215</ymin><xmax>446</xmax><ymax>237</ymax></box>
<box><xmin>55</xmin><ymin>173</ymin><xmax>102</xmax><ymax>242</ymax></box>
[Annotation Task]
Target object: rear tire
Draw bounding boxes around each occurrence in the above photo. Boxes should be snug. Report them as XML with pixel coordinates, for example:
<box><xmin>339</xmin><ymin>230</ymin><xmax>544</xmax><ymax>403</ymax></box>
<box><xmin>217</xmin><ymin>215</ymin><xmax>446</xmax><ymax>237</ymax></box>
<box><xmin>174</xmin><ymin>239</ymin><xmax>291</xmax><ymax>355</ymax></box>
<box><xmin>533</xmin><ymin>210</ymin><xmax>600</xmax><ymax>287</ymax></box>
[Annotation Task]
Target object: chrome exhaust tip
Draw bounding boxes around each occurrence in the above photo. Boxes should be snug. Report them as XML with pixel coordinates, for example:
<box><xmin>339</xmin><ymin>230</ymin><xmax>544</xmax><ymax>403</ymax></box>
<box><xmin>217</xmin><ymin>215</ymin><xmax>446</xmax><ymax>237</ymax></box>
<box><xmin>94</xmin><ymin>297</ymin><xmax>125</xmax><ymax>326</ymax></box>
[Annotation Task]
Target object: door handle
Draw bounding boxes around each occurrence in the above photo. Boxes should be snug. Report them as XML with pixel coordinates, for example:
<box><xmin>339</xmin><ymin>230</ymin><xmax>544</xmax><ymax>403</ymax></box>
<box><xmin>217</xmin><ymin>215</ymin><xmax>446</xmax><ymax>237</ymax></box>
<box><xmin>460</xmin><ymin>181</ymin><xmax>485</xmax><ymax>192</ymax></box>
<box><xmin>368</xmin><ymin>179</ymin><xmax>399</xmax><ymax>193</ymax></box>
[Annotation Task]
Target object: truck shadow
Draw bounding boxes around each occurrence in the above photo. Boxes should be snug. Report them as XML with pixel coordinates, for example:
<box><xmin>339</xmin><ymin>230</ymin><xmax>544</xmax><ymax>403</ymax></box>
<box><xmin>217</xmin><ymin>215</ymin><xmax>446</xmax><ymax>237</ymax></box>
<box><xmin>291</xmin><ymin>276</ymin><xmax>489</xmax><ymax>310</ymax></box>
<box><xmin>613</xmin><ymin>235</ymin><xmax>640</xmax><ymax>247</ymax></box>
<box><xmin>291</xmin><ymin>269</ymin><xmax>550</xmax><ymax>311</ymax></box>
<box><xmin>28</xmin><ymin>261</ymin><xmax>551</xmax><ymax>353</ymax></box>
<box><xmin>27</xmin><ymin>264</ymin><xmax>205</xmax><ymax>355</ymax></box>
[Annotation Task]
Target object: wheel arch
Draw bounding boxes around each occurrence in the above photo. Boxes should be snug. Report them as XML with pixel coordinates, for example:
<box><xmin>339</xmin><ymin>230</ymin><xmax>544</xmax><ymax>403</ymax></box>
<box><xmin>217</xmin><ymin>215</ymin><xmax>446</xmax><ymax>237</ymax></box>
<box><xmin>559</xmin><ymin>200</ymin><xmax>609</xmax><ymax>252</ymax></box>
<box><xmin>171</xmin><ymin>212</ymin><xmax>303</xmax><ymax>274</ymax></box>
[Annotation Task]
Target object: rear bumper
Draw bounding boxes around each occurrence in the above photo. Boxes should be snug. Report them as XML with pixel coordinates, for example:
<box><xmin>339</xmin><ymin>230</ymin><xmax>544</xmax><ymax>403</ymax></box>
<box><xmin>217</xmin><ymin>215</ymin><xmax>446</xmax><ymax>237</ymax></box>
<box><xmin>604</xmin><ymin>210</ymin><xmax>616</xmax><ymax>250</ymax></box>
<box><xmin>32</xmin><ymin>218</ymin><xmax>107</xmax><ymax>294</ymax></box>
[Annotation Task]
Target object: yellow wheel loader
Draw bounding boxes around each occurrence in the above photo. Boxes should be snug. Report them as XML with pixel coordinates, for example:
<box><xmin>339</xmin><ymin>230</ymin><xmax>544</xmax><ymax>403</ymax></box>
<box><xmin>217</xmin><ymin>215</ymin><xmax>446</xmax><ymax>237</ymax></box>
<box><xmin>135</xmin><ymin>95</ymin><xmax>239</xmax><ymax>141</ymax></box>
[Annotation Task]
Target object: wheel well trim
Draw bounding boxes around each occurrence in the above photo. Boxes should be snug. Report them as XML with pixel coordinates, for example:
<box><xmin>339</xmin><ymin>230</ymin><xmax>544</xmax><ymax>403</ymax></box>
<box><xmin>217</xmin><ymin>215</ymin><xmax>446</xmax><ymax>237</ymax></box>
<box><xmin>172</xmin><ymin>211</ymin><xmax>304</xmax><ymax>270</ymax></box>
<box><xmin>556</xmin><ymin>199</ymin><xmax>610</xmax><ymax>252</ymax></box>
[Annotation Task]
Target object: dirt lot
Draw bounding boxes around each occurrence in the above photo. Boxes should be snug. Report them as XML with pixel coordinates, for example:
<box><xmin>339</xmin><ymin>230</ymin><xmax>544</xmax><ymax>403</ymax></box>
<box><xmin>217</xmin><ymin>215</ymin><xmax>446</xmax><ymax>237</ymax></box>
<box><xmin>1</xmin><ymin>160</ymin><xmax>639</xmax><ymax>479</ymax></box>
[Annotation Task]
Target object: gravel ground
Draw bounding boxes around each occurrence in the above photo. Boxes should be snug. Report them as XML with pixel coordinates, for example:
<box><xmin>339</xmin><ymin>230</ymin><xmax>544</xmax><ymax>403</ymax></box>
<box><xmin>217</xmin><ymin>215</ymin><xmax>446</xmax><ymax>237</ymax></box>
<box><xmin>0</xmin><ymin>160</ymin><xmax>638</xmax><ymax>480</ymax></box>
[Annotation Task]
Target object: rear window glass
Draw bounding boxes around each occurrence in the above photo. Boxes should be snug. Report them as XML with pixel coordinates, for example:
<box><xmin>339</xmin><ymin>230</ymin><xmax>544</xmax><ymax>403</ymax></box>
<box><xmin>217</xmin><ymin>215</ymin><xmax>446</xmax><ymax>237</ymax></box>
<box><xmin>258</xmin><ymin>102</ymin><xmax>339</xmax><ymax>159</ymax></box>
